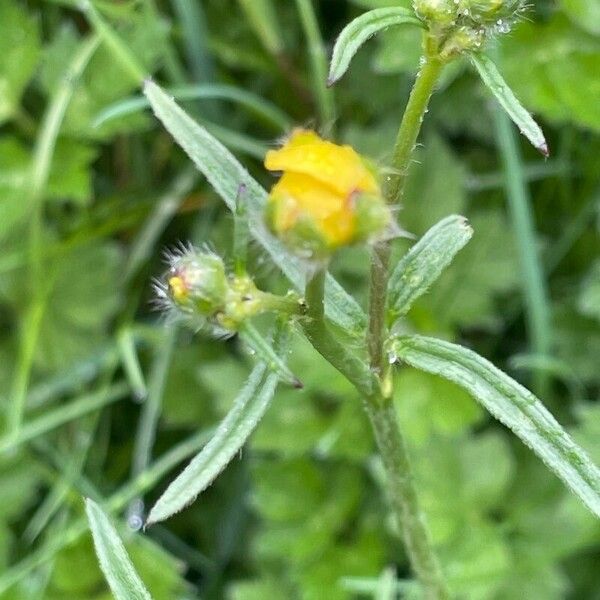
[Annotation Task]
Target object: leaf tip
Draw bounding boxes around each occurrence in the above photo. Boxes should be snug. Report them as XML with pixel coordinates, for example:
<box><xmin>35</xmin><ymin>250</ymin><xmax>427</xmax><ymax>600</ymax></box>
<box><xmin>539</xmin><ymin>140</ymin><xmax>550</xmax><ymax>158</ymax></box>
<box><xmin>326</xmin><ymin>75</ymin><xmax>338</xmax><ymax>88</ymax></box>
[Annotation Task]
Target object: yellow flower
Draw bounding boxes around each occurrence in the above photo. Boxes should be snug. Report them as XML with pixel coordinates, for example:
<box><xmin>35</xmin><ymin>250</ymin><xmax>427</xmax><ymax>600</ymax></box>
<box><xmin>264</xmin><ymin>130</ymin><xmax>389</xmax><ymax>255</ymax></box>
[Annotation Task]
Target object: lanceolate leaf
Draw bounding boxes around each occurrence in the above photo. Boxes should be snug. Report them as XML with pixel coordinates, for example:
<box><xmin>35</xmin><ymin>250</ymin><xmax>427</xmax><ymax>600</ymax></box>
<box><xmin>147</xmin><ymin>363</ymin><xmax>278</xmax><ymax>525</ymax></box>
<box><xmin>143</xmin><ymin>80</ymin><xmax>366</xmax><ymax>336</ymax></box>
<box><xmin>392</xmin><ymin>335</ymin><xmax>600</xmax><ymax>517</ymax></box>
<box><xmin>328</xmin><ymin>8</ymin><xmax>423</xmax><ymax>85</ymax></box>
<box><xmin>240</xmin><ymin>322</ymin><xmax>303</xmax><ymax>388</ymax></box>
<box><xmin>471</xmin><ymin>53</ymin><xmax>548</xmax><ymax>156</ymax></box>
<box><xmin>387</xmin><ymin>215</ymin><xmax>473</xmax><ymax>321</ymax></box>
<box><xmin>85</xmin><ymin>499</ymin><xmax>152</xmax><ymax>600</ymax></box>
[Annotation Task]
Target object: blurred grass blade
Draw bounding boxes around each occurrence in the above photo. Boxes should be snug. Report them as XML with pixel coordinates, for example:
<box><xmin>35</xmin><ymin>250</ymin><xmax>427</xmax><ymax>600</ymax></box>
<box><xmin>388</xmin><ymin>215</ymin><xmax>473</xmax><ymax>321</ymax></box>
<box><xmin>294</xmin><ymin>0</ymin><xmax>335</xmax><ymax>128</ymax></box>
<box><xmin>82</xmin><ymin>0</ymin><xmax>146</xmax><ymax>84</ymax></box>
<box><xmin>0</xmin><ymin>427</ymin><xmax>213</xmax><ymax>593</ymax></box>
<box><xmin>146</xmin><ymin>361</ymin><xmax>279</xmax><ymax>525</ymax></box>
<box><xmin>143</xmin><ymin>80</ymin><xmax>367</xmax><ymax>335</ymax></box>
<box><xmin>118</xmin><ymin>328</ymin><xmax>147</xmax><ymax>401</ymax></box>
<box><xmin>85</xmin><ymin>499</ymin><xmax>152</xmax><ymax>600</ymax></box>
<box><xmin>392</xmin><ymin>335</ymin><xmax>600</xmax><ymax>517</ymax></box>
<box><xmin>93</xmin><ymin>84</ymin><xmax>292</xmax><ymax>131</ymax></box>
<box><xmin>0</xmin><ymin>383</ymin><xmax>128</xmax><ymax>455</ymax></box>
<box><xmin>471</xmin><ymin>53</ymin><xmax>548</xmax><ymax>156</ymax></box>
<box><xmin>237</xmin><ymin>0</ymin><xmax>283</xmax><ymax>55</ymax></box>
<box><xmin>328</xmin><ymin>8</ymin><xmax>422</xmax><ymax>85</ymax></box>
<box><xmin>239</xmin><ymin>323</ymin><xmax>302</xmax><ymax>388</ymax></box>
<box><xmin>492</xmin><ymin>96</ymin><xmax>552</xmax><ymax>396</ymax></box>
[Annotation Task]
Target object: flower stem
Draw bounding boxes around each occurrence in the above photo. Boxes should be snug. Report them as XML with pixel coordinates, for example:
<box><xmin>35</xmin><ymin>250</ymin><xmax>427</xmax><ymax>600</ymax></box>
<box><xmin>365</xmin><ymin>49</ymin><xmax>448</xmax><ymax>598</ymax></box>
<box><xmin>302</xmin><ymin>269</ymin><xmax>375</xmax><ymax>397</ymax></box>
<box><xmin>364</xmin><ymin>396</ymin><xmax>448</xmax><ymax>600</ymax></box>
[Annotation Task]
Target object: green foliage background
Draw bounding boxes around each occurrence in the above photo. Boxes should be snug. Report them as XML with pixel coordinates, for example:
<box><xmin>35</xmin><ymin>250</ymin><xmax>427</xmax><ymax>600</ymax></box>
<box><xmin>0</xmin><ymin>0</ymin><xmax>599</xmax><ymax>598</ymax></box>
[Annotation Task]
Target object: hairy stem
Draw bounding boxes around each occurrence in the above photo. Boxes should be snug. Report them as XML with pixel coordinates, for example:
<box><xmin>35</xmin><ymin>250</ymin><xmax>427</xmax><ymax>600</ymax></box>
<box><xmin>365</xmin><ymin>50</ymin><xmax>447</xmax><ymax>598</ymax></box>
<box><xmin>365</xmin><ymin>397</ymin><xmax>448</xmax><ymax>600</ymax></box>
<box><xmin>303</xmin><ymin>269</ymin><xmax>375</xmax><ymax>397</ymax></box>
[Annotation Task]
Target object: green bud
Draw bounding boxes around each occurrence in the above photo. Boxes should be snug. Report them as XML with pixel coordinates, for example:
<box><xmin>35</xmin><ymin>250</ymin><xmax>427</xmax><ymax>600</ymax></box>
<box><xmin>156</xmin><ymin>245</ymin><xmax>302</xmax><ymax>334</ymax></box>
<box><xmin>165</xmin><ymin>248</ymin><xmax>228</xmax><ymax>317</ymax></box>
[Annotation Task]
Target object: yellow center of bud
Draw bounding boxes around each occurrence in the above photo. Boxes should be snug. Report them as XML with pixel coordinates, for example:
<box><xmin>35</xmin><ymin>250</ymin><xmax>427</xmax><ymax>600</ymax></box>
<box><xmin>168</xmin><ymin>275</ymin><xmax>189</xmax><ymax>302</ymax></box>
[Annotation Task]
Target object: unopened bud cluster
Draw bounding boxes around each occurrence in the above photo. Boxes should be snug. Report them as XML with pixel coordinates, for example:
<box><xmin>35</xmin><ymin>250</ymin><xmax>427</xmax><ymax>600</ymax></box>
<box><xmin>156</xmin><ymin>246</ymin><xmax>300</xmax><ymax>334</ymax></box>
<box><xmin>413</xmin><ymin>0</ymin><xmax>524</xmax><ymax>59</ymax></box>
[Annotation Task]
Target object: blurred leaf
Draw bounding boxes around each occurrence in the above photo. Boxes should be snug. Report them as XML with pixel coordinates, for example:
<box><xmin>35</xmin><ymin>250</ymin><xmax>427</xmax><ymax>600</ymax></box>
<box><xmin>36</xmin><ymin>244</ymin><xmax>124</xmax><ymax>371</ymax></box>
<box><xmin>47</xmin><ymin>140</ymin><xmax>98</xmax><ymax>204</ymax></box>
<box><xmin>0</xmin><ymin>0</ymin><xmax>40</xmax><ymax>123</ymax></box>
<box><xmin>394</xmin><ymin>369</ymin><xmax>482</xmax><ymax>446</ymax></box>
<box><xmin>393</xmin><ymin>335</ymin><xmax>600</xmax><ymax>517</ymax></box>
<box><xmin>577</xmin><ymin>259</ymin><xmax>600</xmax><ymax>322</ymax></box>
<box><xmin>85</xmin><ymin>499</ymin><xmax>152</xmax><ymax>600</ymax></box>
<box><xmin>500</xmin><ymin>16</ymin><xmax>600</xmax><ymax>132</ymax></box>
<box><xmin>0</xmin><ymin>137</ymin><xmax>30</xmax><ymax>241</ymax></box>
<box><xmin>560</xmin><ymin>0</ymin><xmax>600</xmax><ymax>35</ymax></box>
<box><xmin>328</xmin><ymin>7</ymin><xmax>422</xmax><ymax>85</ymax></box>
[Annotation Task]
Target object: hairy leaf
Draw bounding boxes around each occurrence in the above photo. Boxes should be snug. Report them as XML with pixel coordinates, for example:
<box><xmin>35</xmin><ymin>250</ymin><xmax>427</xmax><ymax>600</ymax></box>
<box><xmin>388</xmin><ymin>215</ymin><xmax>473</xmax><ymax>321</ymax></box>
<box><xmin>147</xmin><ymin>362</ymin><xmax>278</xmax><ymax>525</ymax></box>
<box><xmin>392</xmin><ymin>335</ymin><xmax>600</xmax><ymax>517</ymax></box>
<box><xmin>328</xmin><ymin>7</ymin><xmax>423</xmax><ymax>85</ymax></box>
<box><xmin>85</xmin><ymin>499</ymin><xmax>152</xmax><ymax>600</ymax></box>
<box><xmin>471</xmin><ymin>53</ymin><xmax>548</xmax><ymax>156</ymax></box>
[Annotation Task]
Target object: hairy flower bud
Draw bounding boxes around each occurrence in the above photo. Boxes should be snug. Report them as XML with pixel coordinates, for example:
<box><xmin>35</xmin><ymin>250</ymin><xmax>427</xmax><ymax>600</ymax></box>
<box><xmin>413</xmin><ymin>0</ymin><xmax>524</xmax><ymax>57</ymax></box>
<box><xmin>156</xmin><ymin>245</ymin><xmax>302</xmax><ymax>334</ymax></box>
<box><xmin>264</xmin><ymin>129</ymin><xmax>391</xmax><ymax>258</ymax></box>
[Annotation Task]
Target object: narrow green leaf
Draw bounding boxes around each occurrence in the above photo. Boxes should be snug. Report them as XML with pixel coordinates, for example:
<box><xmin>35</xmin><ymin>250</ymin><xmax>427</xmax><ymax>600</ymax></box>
<box><xmin>239</xmin><ymin>323</ymin><xmax>303</xmax><ymax>388</ymax></box>
<box><xmin>328</xmin><ymin>8</ymin><xmax>423</xmax><ymax>85</ymax></box>
<box><xmin>388</xmin><ymin>215</ymin><xmax>473</xmax><ymax>321</ymax></box>
<box><xmin>471</xmin><ymin>53</ymin><xmax>548</xmax><ymax>156</ymax></box>
<box><xmin>0</xmin><ymin>383</ymin><xmax>129</xmax><ymax>455</ymax></box>
<box><xmin>143</xmin><ymin>80</ymin><xmax>366</xmax><ymax>335</ymax></box>
<box><xmin>85</xmin><ymin>499</ymin><xmax>152</xmax><ymax>600</ymax></box>
<box><xmin>392</xmin><ymin>335</ymin><xmax>600</xmax><ymax>517</ymax></box>
<box><xmin>146</xmin><ymin>362</ymin><xmax>278</xmax><ymax>525</ymax></box>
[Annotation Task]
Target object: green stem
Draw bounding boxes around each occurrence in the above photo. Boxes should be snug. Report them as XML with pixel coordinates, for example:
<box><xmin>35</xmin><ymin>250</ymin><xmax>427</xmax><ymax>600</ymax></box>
<box><xmin>364</xmin><ymin>398</ymin><xmax>448</xmax><ymax>600</ymax></box>
<box><xmin>364</xmin><ymin>49</ymin><xmax>447</xmax><ymax>598</ymax></box>
<box><xmin>302</xmin><ymin>269</ymin><xmax>375</xmax><ymax>396</ymax></box>
<box><xmin>386</xmin><ymin>53</ymin><xmax>443</xmax><ymax>205</ymax></box>
<box><xmin>294</xmin><ymin>0</ymin><xmax>335</xmax><ymax>130</ymax></box>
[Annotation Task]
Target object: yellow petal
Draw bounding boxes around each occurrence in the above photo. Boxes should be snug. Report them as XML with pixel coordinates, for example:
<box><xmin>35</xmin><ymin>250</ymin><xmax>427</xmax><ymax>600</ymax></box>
<box><xmin>265</xmin><ymin>134</ymin><xmax>379</xmax><ymax>197</ymax></box>
<box><xmin>269</xmin><ymin>172</ymin><xmax>355</xmax><ymax>246</ymax></box>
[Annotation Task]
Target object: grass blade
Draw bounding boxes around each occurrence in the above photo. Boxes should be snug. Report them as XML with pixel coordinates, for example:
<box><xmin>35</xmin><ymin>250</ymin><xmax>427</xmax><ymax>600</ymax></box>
<box><xmin>392</xmin><ymin>335</ymin><xmax>600</xmax><ymax>518</ymax></box>
<box><xmin>294</xmin><ymin>0</ymin><xmax>335</xmax><ymax>128</ymax></box>
<box><xmin>0</xmin><ymin>383</ymin><xmax>129</xmax><ymax>455</ymax></box>
<box><xmin>387</xmin><ymin>215</ymin><xmax>473</xmax><ymax>321</ymax></box>
<box><xmin>492</xmin><ymin>95</ymin><xmax>552</xmax><ymax>395</ymax></box>
<box><xmin>471</xmin><ymin>52</ymin><xmax>548</xmax><ymax>156</ymax></box>
<box><xmin>328</xmin><ymin>8</ymin><xmax>423</xmax><ymax>86</ymax></box>
<box><xmin>85</xmin><ymin>499</ymin><xmax>152</xmax><ymax>600</ymax></box>
<box><xmin>239</xmin><ymin>322</ymin><xmax>302</xmax><ymax>388</ymax></box>
<box><xmin>146</xmin><ymin>361</ymin><xmax>278</xmax><ymax>525</ymax></box>
<box><xmin>93</xmin><ymin>84</ymin><xmax>292</xmax><ymax>131</ymax></box>
<box><xmin>143</xmin><ymin>80</ymin><xmax>366</xmax><ymax>335</ymax></box>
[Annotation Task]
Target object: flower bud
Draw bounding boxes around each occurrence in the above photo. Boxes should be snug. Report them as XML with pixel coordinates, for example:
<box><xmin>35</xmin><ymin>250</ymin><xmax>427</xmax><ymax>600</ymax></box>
<box><xmin>156</xmin><ymin>245</ymin><xmax>302</xmax><ymax>334</ymax></box>
<box><xmin>264</xmin><ymin>129</ymin><xmax>391</xmax><ymax>258</ymax></box>
<box><xmin>165</xmin><ymin>248</ymin><xmax>228</xmax><ymax>319</ymax></box>
<box><xmin>413</xmin><ymin>0</ymin><xmax>524</xmax><ymax>57</ymax></box>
